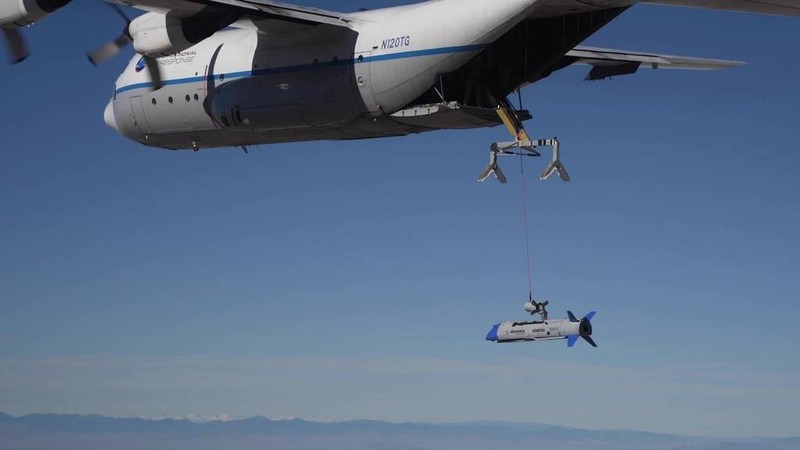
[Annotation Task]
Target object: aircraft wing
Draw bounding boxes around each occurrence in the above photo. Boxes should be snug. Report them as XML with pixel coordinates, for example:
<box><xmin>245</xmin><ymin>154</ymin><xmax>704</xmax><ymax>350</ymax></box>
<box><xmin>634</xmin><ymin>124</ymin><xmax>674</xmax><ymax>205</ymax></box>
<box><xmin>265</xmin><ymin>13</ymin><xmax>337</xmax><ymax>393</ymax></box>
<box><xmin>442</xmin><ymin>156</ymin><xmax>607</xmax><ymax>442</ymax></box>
<box><xmin>528</xmin><ymin>0</ymin><xmax>800</xmax><ymax>19</ymax></box>
<box><xmin>565</xmin><ymin>46</ymin><xmax>743</xmax><ymax>80</ymax></box>
<box><xmin>644</xmin><ymin>0</ymin><xmax>800</xmax><ymax>16</ymax></box>
<box><xmin>108</xmin><ymin>0</ymin><xmax>352</xmax><ymax>29</ymax></box>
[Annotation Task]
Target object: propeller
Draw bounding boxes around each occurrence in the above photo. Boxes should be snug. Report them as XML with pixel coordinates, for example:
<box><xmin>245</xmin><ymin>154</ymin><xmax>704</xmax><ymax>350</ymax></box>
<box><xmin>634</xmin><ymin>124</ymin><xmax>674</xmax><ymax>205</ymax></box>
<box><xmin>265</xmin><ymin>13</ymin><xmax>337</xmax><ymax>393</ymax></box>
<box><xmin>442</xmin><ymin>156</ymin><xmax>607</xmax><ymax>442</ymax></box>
<box><xmin>4</xmin><ymin>0</ymin><xmax>72</xmax><ymax>64</ymax></box>
<box><xmin>142</xmin><ymin>55</ymin><xmax>163</xmax><ymax>90</ymax></box>
<box><xmin>87</xmin><ymin>3</ymin><xmax>162</xmax><ymax>90</ymax></box>
<box><xmin>3</xmin><ymin>27</ymin><xmax>29</xmax><ymax>64</ymax></box>
<box><xmin>202</xmin><ymin>44</ymin><xmax>224</xmax><ymax>127</ymax></box>
<box><xmin>87</xmin><ymin>32</ymin><xmax>131</xmax><ymax>65</ymax></box>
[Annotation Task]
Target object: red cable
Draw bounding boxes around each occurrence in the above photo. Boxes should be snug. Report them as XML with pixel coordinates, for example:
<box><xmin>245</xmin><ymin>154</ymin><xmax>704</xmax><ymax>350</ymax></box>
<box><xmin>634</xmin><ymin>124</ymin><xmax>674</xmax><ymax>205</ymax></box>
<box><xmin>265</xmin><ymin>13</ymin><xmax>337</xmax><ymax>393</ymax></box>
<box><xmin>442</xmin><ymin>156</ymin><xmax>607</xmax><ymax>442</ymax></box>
<box><xmin>519</xmin><ymin>153</ymin><xmax>533</xmax><ymax>299</ymax></box>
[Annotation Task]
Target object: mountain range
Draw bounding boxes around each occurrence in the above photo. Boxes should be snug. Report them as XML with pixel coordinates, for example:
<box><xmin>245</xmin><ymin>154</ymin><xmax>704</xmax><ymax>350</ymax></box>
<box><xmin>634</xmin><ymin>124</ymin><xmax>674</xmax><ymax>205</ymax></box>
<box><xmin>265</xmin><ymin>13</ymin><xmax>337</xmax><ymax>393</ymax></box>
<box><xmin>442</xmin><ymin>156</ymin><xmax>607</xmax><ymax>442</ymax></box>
<box><xmin>1</xmin><ymin>412</ymin><xmax>797</xmax><ymax>450</ymax></box>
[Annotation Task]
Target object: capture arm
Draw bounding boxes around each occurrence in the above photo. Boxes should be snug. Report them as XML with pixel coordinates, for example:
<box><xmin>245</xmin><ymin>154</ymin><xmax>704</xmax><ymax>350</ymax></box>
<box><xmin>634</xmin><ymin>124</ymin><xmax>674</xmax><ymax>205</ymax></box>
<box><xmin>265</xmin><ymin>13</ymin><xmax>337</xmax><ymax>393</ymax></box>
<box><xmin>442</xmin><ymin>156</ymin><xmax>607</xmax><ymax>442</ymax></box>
<box><xmin>478</xmin><ymin>96</ymin><xmax>570</xmax><ymax>183</ymax></box>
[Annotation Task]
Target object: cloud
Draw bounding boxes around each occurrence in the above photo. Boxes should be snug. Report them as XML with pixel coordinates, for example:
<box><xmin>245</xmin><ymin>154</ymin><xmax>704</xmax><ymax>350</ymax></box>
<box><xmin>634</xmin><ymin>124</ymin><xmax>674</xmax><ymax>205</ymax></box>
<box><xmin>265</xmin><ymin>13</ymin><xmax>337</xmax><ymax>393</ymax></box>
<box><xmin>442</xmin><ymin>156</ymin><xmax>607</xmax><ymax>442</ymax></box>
<box><xmin>141</xmin><ymin>413</ymin><xmax>237</xmax><ymax>423</ymax></box>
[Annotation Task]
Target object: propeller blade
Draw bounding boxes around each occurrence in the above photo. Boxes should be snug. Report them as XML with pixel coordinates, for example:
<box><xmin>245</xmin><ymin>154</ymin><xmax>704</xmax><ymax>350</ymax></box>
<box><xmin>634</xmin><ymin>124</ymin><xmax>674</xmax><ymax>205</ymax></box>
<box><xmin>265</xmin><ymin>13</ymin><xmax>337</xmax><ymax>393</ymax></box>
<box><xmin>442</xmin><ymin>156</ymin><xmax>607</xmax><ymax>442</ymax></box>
<box><xmin>87</xmin><ymin>34</ymin><xmax>131</xmax><ymax>65</ymax></box>
<box><xmin>106</xmin><ymin>2</ymin><xmax>132</xmax><ymax>23</ymax></box>
<box><xmin>203</xmin><ymin>44</ymin><xmax>225</xmax><ymax>125</ymax></box>
<box><xmin>144</xmin><ymin>55</ymin><xmax>163</xmax><ymax>90</ymax></box>
<box><xmin>87</xmin><ymin>3</ymin><xmax>132</xmax><ymax>66</ymax></box>
<box><xmin>3</xmin><ymin>28</ymin><xmax>29</xmax><ymax>64</ymax></box>
<box><xmin>205</xmin><ymin>44</ymin><xmax>224</xmax><ymax>93</ymax></box>
<box><xmin>582</xmin><ymin>335</ymin><xmax>598</xmax><ymax>347</ymax></box>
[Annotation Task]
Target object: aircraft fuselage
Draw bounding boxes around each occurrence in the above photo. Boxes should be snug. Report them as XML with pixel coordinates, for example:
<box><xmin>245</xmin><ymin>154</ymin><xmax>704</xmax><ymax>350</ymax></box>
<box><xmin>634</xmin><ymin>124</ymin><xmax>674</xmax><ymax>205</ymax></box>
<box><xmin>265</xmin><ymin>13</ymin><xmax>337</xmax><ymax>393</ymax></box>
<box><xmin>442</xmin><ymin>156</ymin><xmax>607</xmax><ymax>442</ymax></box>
<box><xmin>106</xmin><ymin>0</ymin><xmax>543</xmax><ymax>150</ymax></box>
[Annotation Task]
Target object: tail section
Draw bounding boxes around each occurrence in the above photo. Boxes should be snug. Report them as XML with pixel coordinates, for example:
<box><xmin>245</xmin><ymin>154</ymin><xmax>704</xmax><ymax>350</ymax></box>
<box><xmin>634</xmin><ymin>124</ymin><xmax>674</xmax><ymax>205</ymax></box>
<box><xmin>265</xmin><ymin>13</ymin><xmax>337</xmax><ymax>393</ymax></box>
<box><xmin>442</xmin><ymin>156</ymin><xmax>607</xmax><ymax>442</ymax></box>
<box><xmin>567</xmin><ymin>310</ymin><xmax>597</xmax><ymax>348</ymax></box>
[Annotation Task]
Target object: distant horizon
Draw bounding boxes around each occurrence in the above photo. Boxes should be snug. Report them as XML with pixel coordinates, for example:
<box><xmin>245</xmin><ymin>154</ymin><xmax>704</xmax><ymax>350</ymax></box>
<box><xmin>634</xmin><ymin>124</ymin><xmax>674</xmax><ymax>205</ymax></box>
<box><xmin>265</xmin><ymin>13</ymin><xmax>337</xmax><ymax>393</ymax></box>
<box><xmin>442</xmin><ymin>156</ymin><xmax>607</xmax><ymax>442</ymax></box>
<box><xmin>2</xmin><ymin>410</ymin><xmax>798</xmax><ymax>440</ymax></box>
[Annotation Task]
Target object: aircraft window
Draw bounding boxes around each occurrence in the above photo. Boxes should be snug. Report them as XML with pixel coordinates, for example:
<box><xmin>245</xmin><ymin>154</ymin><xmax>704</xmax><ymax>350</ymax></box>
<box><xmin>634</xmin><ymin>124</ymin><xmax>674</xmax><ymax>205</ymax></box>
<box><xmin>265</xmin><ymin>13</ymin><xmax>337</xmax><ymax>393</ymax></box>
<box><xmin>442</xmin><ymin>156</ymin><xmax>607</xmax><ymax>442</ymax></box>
<box><xmin>219</xmin><ymin>74</ymin><xmax>225</xmax><ymax>81</ymax></box>
<box><xmin>168</xmin><ymin>97</ymin><xmax>173</xmax><ymax>104</ymax></box>
<box><xmin>333</xmin><ymin>56</ymin><xmax>339</xmax><ymax>64</ymax></box>
<box><xmin>151</xmin><ymin>98</ymin><xmax>156</xmax><ymax>105</ymax></box>
<box><xmin>357</xmin><ymin>55</ymin><xmax>364</xmax><ymax>63</ymax></box>
<box><xmin>185</xmin><ymin>95</ymin><xmax>190</xmax><ymax>102</ymax></box>
<box><xmin>313</xmin><ymin>58</ymin><xmax>318</xmax><ymax>66</ymax></box>
<box><xmin>194</xmin><ymin>94</ymin><xmax>199</xmax><ymax>101</ymax></box>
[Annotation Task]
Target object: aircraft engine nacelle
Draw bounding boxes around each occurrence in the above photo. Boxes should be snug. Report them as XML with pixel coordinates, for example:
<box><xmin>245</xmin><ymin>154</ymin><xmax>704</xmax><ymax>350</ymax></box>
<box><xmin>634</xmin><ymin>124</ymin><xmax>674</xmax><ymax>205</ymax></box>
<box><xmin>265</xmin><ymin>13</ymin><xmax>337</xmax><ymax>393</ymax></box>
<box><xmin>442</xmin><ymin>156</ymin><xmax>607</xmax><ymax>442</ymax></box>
<box><xmin>128</xmin><ymin>12</ymin><xmax>232</xmax><ymax>57</ymax></box>
<box><xmin>0</xmin><ymin>0</ymin><xmax>70</xmax><ymax>27</ymax></box>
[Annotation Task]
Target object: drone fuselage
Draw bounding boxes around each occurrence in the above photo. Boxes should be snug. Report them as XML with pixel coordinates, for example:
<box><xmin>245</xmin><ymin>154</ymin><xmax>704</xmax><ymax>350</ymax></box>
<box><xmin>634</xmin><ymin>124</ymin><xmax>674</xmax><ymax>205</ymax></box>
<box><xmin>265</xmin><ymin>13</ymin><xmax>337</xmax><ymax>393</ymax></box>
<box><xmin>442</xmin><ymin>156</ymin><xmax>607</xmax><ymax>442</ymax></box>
<box><xmin>486</xmin><ymin>318</ymin><xmax>580</xmax><ymax>343</ymax></box>
<box><xmin>486</xmin><ymin>310</ymin><xmax>596</xmax><ymax>347</ymax></box>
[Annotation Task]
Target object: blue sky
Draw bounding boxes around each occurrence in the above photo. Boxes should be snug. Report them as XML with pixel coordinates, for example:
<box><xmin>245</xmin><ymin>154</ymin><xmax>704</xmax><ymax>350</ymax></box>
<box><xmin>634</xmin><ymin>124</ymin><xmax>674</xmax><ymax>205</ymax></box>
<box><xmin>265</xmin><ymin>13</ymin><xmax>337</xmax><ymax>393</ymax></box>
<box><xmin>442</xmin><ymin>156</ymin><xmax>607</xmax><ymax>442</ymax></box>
<box><xmin>1</xmin><ymin>0</ymin><xmax>799</xmax><ymax>438</ymax></box>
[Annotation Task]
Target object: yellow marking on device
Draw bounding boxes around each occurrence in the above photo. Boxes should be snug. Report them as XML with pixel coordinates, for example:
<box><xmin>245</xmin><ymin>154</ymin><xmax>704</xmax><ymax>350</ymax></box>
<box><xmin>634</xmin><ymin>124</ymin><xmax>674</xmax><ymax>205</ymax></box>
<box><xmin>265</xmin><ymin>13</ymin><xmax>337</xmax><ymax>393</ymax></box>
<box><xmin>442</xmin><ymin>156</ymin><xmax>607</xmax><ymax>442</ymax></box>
<box><xmin>496</xmin><ymin>107</ymin><xmax>516</xmax><ymax>136</ymax></box>
<box><xmin>496</xmin><ymin>107</ymin><xmax>531</xmax><ymax>141</ymax></box>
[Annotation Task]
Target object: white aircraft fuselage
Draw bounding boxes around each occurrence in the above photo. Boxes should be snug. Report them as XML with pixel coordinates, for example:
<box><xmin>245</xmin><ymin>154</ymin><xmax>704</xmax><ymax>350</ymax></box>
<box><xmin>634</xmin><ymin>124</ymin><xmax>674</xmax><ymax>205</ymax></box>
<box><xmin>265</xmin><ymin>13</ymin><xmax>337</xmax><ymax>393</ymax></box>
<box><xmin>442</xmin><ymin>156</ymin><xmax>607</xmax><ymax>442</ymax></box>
<box><xmin>106</xmin><ymin>0</ymin><xmax>542</xmax><ymax>150</ymax></box>
<box><xmin>7</xmin><ymin>0</ymin><xmax>800</xmax><ymax>151</ymax></box>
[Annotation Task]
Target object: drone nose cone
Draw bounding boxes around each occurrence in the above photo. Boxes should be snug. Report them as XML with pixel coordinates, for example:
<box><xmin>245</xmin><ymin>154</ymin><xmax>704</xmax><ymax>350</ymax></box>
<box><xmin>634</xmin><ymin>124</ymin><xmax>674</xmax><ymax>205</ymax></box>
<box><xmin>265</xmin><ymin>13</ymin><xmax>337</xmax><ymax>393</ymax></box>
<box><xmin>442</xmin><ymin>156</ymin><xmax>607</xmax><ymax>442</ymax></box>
<box><xmin>485</xmin><ymin>324</ymin><xmax>500</xmax><ymax>342</ymax></box>
<box><xmin>104</xmin><ymin>99</ymin><xmax>118</xmax><ymax>131</ymax></box>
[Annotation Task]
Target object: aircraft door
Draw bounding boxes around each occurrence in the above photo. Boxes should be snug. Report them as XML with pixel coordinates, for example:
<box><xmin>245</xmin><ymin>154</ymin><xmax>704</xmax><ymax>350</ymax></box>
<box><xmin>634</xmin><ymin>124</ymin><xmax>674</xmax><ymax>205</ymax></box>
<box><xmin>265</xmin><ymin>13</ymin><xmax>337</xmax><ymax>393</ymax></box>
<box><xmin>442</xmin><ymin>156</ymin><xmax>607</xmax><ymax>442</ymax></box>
<box><xmin>354</xmin><ymin>50</ymin><xmax>379</xmax><ymax>114</ymax></box>
<box><xmin>129</xmin><ymin>96</ymin><xmax>152</xmax><ymax>135</ymax></box>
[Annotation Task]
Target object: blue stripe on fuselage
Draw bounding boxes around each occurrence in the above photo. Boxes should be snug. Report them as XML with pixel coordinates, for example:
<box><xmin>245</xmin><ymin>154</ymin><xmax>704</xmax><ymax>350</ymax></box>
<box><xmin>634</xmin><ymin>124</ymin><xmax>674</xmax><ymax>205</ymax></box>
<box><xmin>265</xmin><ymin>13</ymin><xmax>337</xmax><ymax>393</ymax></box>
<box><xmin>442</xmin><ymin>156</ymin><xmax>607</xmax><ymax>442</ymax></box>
<box><xmin>114</xmin><ymin>44</ymin><xmax>487</xmax><ymax>95</ymax></box>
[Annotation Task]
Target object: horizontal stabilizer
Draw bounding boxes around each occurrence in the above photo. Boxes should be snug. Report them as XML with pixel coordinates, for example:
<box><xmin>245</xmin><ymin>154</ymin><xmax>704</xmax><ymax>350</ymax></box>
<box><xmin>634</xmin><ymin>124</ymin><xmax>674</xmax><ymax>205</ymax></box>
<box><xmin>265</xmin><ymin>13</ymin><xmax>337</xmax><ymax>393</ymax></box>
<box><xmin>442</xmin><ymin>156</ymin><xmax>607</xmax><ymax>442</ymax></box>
<box><xmin>567</xmin><ymin>335</ymin><xmax>579</xmax><ymax>347</ymax></box>
<box><xmin>566</xmin><ymin>46</ymin><xmax>743</xmax><ymax>80</ymax></box>
<box><xmin>567</xmin><ymin>311</ymin><xmax>578</xmax><ymax>323</ymax></box>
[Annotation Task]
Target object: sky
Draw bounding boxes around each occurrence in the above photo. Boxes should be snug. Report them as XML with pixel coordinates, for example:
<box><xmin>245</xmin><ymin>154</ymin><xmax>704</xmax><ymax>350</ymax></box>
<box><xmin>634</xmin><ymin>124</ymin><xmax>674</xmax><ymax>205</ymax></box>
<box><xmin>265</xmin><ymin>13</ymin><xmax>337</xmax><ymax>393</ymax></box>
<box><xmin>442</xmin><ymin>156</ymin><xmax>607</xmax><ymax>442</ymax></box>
<box><xmin>1</xmin><ymin>0</ymin><xmax>799</xmax><ymax>439</ymax></box>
